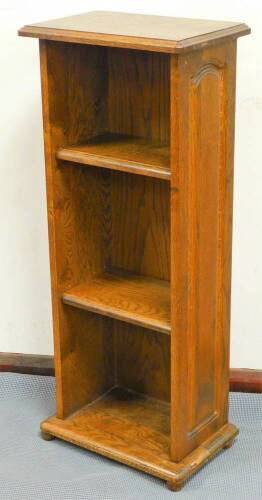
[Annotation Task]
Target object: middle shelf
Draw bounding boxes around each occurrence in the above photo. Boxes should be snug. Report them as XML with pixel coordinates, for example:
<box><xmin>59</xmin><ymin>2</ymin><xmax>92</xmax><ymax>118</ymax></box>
<box><xmin>62</xmin><ymin>269</ymin><xmax>171</xmax><ymax>335</ymax></box>
<box><xmin>57</xmin><ymin>133</ymin><xmax>170</xmax><ymax>180</ymax></box>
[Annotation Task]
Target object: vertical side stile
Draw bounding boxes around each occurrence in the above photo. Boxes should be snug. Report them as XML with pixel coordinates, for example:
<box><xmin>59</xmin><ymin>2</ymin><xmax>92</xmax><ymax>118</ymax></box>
<box><xmin>170</xmin><ymin>43</ymin><xmax>237</xmax><ymax>462</ymax></box>
<box><xmin>39</xmin><ymin>40</ymin><xmax>65</xmax><ymax>416</ymax></box>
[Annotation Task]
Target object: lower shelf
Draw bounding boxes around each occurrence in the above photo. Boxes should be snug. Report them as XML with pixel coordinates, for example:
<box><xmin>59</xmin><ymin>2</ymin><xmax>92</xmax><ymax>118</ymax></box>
<box><xmin>62</xmin><ymin>269</ymin><xmax>171</xmax><ymax>334</ymax></box>
<box><xmin>41</xmin><ymin>386</ymin><xmax>239</xmax><ymax>488</ymax></box>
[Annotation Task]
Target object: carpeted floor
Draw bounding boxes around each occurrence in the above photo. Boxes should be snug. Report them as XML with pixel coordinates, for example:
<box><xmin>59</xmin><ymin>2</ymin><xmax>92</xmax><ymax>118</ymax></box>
<box><xmin>0</xmin><ymin>373</ymin><xmax>261</xmax><ymax>500</ymax></box>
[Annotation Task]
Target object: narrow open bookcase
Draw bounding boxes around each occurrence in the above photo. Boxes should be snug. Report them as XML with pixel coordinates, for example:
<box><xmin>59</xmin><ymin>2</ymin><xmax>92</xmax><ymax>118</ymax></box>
<box><xmin>19</xmin><ymin>11</ymin><xmax>250</xmax><ymax>491</ymax></box>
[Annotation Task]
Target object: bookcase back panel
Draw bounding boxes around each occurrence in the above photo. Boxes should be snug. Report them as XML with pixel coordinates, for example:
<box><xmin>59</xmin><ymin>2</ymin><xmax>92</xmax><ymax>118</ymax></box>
<box><xmin>52</xmin><ymin>166</ymin><xmax>170</xmax><ymax>284</ymax></box>
<box><xmin>108</xmin><ymin>48</ymin><xmax>170</xmax><ymax>143</ymax></box>
<box><xmin>52</xmin><ymin>164</ymin><xmax>111</xmax><ymax>289</ymax></box>
<box><xmin>111</xmin><ymin>172</ymin><xmax>170</xmax><ymax>281</ymax></box>
<box><xmin>43</xmin><ymin>41</ymin><xmax>107</xmax><ymax>147</ymax></box>
<box><xmin>114</xmin><ymin>322</ymin><xmax>170</xmax><ymax>402</ymax></box>
<box><xmin>45</xmin><ymin>42</ymin><xmax>170</xmax><ymax>147</ymax></box>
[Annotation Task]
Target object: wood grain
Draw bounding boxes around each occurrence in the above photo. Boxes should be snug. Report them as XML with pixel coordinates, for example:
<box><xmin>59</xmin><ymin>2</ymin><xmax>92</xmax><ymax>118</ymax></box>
<box><xmin>19</xmin><ymin>11</ymin><xmax>250</xmax><ymax>53</ymax></box>
<box><xmin>170</xmin><ymin>42</ymin><xmax>237</xmax><ymax>461</ymax></box>
<box><xmin>58</xmin><ymin>307</ymin><xmax>114</xmax><ymax>417</ymax></box>
<box><xmin>57</xmin><ymin>133</ymin><xmax>170</xmax><ymax>180</ymax></box>
<box><xmin>62</xmin><ymin>269</ymin><xmax>170</xmax><ymax>334</ymax></box>
<box><xmin>111</xmin><ymin>172</ymin><xmax>170</xmax><ymax>281</ymax></box>
<box><xmin>107</xmin><ymin>49</ymin><xmax>170</xmax><ymax>143</ymax></box>
<box><xmin>188</xmin><ymin>63</ymin><xmax>222</xmax><ymax>432</ymax></box>
<box><xmin>39</xmin><ymin>40</ymin><xmax>171</xmax><ymax>419</ymax></box>
<box><xmin>39</xmin><ymin>41</ymin><xmax>112</xmax><ymax>418</ymax></box>
<box><xmin>114</xmin><ymin>323</ymin><xmax>171</xmax><ymax>401</ymax></box>
<box><xmin>41</xmin><ymin>386</ymin><xmax>239</xmax><ymax>489</ymax></box>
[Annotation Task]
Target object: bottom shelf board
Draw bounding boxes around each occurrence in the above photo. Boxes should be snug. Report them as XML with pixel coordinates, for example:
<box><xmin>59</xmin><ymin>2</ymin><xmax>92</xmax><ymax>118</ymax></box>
<box><xmin>41</xmin><ymin>387</ymin><xmax>238</xmax><ymax>488</ymax></box>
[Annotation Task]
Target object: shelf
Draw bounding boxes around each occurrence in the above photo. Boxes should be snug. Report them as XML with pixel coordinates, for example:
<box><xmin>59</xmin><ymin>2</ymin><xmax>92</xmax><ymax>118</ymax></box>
<box><xmin>57</xmin><ymin>134</ymin><xmax>170</xmax><ymax>180</ymax></box>
<box><xmin>42</xmin><ymin>386</ymin><xmax>174</xmax><ymax>479</ymax></box>
<box><xmin>62</xmin><ymin>269</ymin><xmax>171</xmax><ymax>334</ymax></box>
<box><xmin>41</xmin><ymin>386</ymin><xmax>239</xmax><ymax>484</ymax></box>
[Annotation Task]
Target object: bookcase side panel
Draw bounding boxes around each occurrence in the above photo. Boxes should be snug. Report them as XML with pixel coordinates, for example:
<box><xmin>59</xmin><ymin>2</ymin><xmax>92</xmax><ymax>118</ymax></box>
<box><xmin>39</xmin><ymin>40</ymin><xmax>114</xmax><ymax>418</ymax></box>
<box><xmin>170</xmin><ymin>42</ymin><xmax>237</xmax><ymax>461</ymax></box>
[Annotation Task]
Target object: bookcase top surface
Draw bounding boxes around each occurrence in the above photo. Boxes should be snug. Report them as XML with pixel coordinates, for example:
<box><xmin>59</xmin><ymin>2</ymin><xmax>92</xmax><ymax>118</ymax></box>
<box><xmin>19</xmin><ymin>11</ymin><xmax>250</xmax><ymax>53</ymax></box>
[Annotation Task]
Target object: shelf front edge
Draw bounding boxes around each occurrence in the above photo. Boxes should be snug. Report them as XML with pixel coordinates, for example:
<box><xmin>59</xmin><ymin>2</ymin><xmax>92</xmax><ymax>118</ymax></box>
<box><xmin>62</xmin><ymin>292</ymin><xmax>171</xmax><ymax>335</ymax></box>
<box><xmin>57</xmin><ymin>148</ymin><xmax>171</xmax><ymax>180</ymax></box>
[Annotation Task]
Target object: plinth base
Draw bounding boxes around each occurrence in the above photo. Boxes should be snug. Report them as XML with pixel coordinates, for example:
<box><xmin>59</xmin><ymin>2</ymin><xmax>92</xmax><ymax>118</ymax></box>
<box><xmin>40</xmin><ymin>387</ymin><xmax>238</xmax><ymax>490</ymax></box>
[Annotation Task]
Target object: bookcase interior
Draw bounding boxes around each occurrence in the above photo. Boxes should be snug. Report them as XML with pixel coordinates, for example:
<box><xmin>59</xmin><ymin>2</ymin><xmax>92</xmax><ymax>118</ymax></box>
<box><xmin>49</xmin><ymin>42</ymin><xmax>171</xmax><ymax>423</ymax></box>
<box><xmin>57</xmin><ymin>164</ymin><xmax>171</xmax><ymax>414</ymax></box>
<box><xmin>49</xmin><ymin>42</ymin><xmax>170</xmax><ymax>177</ymax></box>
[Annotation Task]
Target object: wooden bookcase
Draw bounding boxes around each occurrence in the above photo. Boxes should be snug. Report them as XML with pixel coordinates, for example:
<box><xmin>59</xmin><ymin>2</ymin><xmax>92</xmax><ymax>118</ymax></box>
<box><xmin>19</xmin><ymin>12</ymin><xmax>250</xmax><ymax>491</ymax></box>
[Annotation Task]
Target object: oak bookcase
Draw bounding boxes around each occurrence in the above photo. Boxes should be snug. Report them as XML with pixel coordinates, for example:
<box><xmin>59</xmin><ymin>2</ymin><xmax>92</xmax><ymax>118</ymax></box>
<box><xmin>19</xmin><ymin>12</ymin><xmax>250</xmax><ymax>490</ymax></box>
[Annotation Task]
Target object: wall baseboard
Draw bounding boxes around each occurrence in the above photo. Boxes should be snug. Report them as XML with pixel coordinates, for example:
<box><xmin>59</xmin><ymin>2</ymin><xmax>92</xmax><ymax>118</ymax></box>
<box><xmin>0</xmin><ymin>353</ymin><xmax>54</xmax><ymax>376</ymax></box>
<box><xmin>0</xmin><ymin>352</ymin><xmax>261</xmax><ymax>393</ymax></box>
<box><xmin>229</xmin><ymin>368</ymin><xmax>262</xmax><ymax>393</ymax></box>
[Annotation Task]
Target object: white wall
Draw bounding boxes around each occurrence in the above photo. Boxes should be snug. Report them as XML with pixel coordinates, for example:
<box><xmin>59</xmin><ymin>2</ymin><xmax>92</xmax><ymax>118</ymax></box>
<box><xmin>0</xmin><ymin>0</ymin><xmax>261</xmax><ymax>367</ymax></box>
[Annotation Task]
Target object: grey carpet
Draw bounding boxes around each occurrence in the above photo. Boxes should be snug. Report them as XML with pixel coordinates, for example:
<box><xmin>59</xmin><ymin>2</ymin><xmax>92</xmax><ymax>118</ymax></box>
<box><xmin>0</xmin><ymin>373</ymin><xmax>261</xmax><ymax>500</ymax></box>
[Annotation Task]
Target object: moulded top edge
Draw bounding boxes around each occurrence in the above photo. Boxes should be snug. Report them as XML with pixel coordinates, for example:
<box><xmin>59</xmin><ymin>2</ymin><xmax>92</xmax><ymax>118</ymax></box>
<box><xmin>18</xmin><ymin>11</ymin><xmax>251</xmax><ymax>53</ymax></box>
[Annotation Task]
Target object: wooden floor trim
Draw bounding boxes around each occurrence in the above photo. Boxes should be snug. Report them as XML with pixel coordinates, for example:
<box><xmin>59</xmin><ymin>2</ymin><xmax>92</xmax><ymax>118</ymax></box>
<box><xmin>229</xmin><ymin>368</ymin><xmax>262</xmax><ymax>393</ymax></box>
<box><xmin>0</xmin><ymin>353</ymin><xmax>54</xmax><ymax>376</ymax></box>
<box><xmin>0</xmin><ymin>353</ymin><xmax>261</xmax><ymax>392</ymax></box>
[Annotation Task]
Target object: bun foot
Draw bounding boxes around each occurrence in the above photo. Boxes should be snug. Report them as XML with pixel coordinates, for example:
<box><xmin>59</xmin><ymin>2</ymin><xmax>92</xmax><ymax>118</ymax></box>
<box><xmin>41</xmin><ymin>430</ymin><xmax>55</xmax><ymax>441</ymax></box>
<box><xmin>166</xmin><ymin>480</ymin><xmax>184</xmax><ymax>491</ymax></box>
<box><xmin>224</xmin><ymin>438</ymin><xmax>235</xmax><ymax>449</ymax></box>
